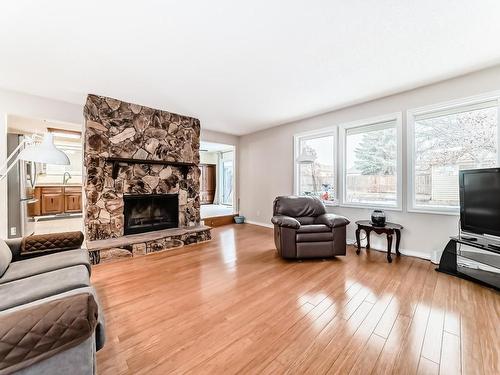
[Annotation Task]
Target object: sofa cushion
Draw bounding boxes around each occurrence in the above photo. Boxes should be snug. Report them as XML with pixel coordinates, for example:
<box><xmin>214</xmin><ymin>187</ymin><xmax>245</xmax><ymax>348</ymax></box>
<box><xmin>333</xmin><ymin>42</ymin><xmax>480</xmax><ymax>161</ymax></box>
<box><xmin>296</xmin><ymin>224</ymin><xmax>331</xmax><ymax>233</ymax></box>
<box><xmin>0</xmin><ymin>249</ymin><xmax>91</xmax><ymax>285</ymax></box>
<box><xmin>0</xmin><ymin>240</ymin><xmax>12</xmax><ymax>278</ymax></box>
<box><xmin>0</xmin><ymin>265</ymin><xmax>90</xmax><ymax>311</ymax></box>
<box><xmin>273</xmin><ymin>196</ymin><xmax>326</xmax><ymax>218</ymax></box>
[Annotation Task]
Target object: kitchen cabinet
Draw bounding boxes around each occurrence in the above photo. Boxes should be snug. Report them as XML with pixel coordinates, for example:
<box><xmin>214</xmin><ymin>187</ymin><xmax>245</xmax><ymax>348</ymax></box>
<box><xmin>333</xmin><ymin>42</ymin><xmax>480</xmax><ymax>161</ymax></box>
<box><xmin>27</xmin><ymin>186</ymin><xmax>82</xmax><ymax>216</ymax></box>
<box><xmin>64</xmin><ymin>187</ymin><xmax>83</xmax><ymax>213</ymax></box>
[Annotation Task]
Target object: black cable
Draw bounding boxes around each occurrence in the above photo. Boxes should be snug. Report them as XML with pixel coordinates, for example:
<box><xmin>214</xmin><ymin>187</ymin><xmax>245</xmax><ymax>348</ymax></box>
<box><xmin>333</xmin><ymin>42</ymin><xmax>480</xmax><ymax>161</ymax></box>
<box><xmin>348</xmin><ymin>233</ymin><xmax>367</xmax><ymax>247</ymax></box>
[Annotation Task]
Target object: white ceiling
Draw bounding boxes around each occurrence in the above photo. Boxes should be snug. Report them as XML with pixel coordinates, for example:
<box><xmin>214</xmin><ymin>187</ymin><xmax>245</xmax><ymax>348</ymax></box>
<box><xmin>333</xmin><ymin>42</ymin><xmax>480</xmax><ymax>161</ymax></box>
<box><xmin>1</xmin><ymin>1</ymin><xmax>500</xmax><ymax>135</ymax></box>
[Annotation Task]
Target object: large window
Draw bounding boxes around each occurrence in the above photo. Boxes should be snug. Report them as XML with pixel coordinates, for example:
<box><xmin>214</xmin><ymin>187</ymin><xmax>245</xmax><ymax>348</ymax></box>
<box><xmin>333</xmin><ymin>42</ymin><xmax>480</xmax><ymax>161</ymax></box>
<box><xmin>339</xmin><ymin>113</ymin><xmax>402</xmax><ymax>209</ymax></box>
<box><xmin>294</xmin><ymin>130</ymin><xmax>336</xmax><ymax>203</ymax></box>
<box><xmin>409</xmin><ymin>96</ymin><xmax>500</xmax><ymax>213</ymax></box>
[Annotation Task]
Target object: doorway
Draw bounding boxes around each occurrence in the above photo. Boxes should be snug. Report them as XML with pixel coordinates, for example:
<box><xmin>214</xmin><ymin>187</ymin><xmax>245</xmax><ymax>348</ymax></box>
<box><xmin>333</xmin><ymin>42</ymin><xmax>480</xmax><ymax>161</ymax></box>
<box><xmin>199</xmin><ymin>141</ymin><xmax>236</xmax><ymax>220</ymax></box>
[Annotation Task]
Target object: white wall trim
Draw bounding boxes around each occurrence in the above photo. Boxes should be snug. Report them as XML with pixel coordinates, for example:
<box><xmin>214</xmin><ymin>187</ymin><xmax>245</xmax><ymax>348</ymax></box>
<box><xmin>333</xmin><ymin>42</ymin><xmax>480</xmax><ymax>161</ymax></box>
<box><xmin>347</xmin><ymin>237</ymin><xmax>433</xmax><ymax>262</ymax></box>
<box><xmin>245</xmin><ymin>220</ymin><xmax>273</xmax><ymax>229</ymax></box>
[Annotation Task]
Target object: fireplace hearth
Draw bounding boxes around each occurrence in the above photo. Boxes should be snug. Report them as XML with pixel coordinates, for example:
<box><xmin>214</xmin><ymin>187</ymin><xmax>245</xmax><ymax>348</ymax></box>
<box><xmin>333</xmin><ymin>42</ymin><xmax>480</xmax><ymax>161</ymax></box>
<box><xmin>123</xmin><ymin>194</ymin><xmax>179</xmax><ymax>235</ymax></box>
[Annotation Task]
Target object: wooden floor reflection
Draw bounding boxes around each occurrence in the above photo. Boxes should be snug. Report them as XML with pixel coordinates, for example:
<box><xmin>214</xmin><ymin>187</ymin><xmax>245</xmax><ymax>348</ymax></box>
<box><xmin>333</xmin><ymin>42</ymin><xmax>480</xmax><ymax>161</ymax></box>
<box><xmin>92</xmin><ymin>224</ymin><xmax>499</xmax><ymax>374</ymax></box>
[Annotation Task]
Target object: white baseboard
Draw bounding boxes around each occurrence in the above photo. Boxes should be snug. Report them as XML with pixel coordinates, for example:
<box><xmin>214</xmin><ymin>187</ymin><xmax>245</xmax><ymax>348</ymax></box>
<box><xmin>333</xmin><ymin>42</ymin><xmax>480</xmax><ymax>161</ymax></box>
<box><xmin>243</xmin><ymin>227</ymin><xmax>436</xmax><ymax>263</ymax></box>
<box><xmin>245</xmin><ymin>220</ymin><xmax>273</xmax><ymax>229</ymax></box>
<box><xmin>347</xmin><ymin>237</ymin><xmax>433</xmax><ymax>262</ymax></box>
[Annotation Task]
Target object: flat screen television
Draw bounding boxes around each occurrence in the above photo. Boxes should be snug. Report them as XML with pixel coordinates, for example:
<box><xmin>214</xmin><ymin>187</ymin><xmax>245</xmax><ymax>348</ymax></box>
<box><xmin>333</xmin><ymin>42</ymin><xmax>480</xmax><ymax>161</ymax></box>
<box><xmin>459</xmin><ymin>167</ymin><xmax>500</xmax><ymax>238</ymax></box>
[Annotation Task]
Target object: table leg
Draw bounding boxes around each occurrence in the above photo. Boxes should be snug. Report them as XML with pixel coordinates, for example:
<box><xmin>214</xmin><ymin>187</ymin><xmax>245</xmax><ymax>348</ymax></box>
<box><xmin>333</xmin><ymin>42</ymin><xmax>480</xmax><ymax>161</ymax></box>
<box><xmin>366</xmin><ymin>229</ymin><xmax>371</xmax><ymax>249</ymax></box>
<box><xmin>395</xmin><ymin>229</ymin><xmax>401</xmax><ymax>256</ymax></box>
<box><xmin>387</xmin><ymin>233</ymin><xmax>393</xmax><ymax>263</ymax></box>
<box><xmin>355</xmin><ymin>228</ymin><xmax>361</xmax><ymax>255</ymax></box>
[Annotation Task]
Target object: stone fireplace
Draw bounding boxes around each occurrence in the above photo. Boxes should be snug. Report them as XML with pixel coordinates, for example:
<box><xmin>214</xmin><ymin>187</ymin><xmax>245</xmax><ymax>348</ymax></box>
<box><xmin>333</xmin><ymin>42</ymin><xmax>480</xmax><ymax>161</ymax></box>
<box><xmin>83</xmin><ymin>94</ymin><xmax>211</xmax><ymax>264</ymax></box>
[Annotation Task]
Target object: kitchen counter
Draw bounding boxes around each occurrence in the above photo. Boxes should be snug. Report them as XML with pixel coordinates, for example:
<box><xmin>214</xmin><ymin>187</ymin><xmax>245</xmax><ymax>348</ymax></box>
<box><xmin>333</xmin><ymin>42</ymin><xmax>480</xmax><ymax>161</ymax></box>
<box><xmin>35</xmin><ymin>184</ymin><xmax>82</xmax><ymax>187</ymax></box>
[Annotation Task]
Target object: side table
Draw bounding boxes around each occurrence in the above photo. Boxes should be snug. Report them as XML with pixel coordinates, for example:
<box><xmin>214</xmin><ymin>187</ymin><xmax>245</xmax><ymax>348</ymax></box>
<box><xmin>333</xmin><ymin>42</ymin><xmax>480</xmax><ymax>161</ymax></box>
<box><xmin>355</xmin><ymin>220</ymin><xmax>403</xmax><ymax>263</ymax></box>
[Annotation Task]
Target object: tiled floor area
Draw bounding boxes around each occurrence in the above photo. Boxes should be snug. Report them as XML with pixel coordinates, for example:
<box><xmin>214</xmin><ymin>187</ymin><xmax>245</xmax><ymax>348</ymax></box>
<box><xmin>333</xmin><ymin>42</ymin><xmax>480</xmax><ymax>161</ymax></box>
<box><xmin>201</xmin><ymin>204</ymin><xmax>234</xmax><ymax>218</ymax></box>
<box><xmin>32</xmin><ymin>216</ymin><xmax>83</xmax><ymax>235</ymax></box>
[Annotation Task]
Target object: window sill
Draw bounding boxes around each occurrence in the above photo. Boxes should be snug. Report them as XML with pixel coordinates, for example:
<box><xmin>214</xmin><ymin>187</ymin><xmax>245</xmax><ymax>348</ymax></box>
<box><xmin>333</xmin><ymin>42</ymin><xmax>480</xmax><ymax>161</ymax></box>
<box><xmin>407</xmin><ymin>207</ymin><xmax>460</xmax><ymax>216</ymax></box>
<box><xmin>339</xmin><ymin>203</ymin><xmax>402</xmax><ymax>212</ymax></box>
<box><xmin>323</xmin><ymin>201</ymin><xmax>339</xmax><ymax>207</ymax></box>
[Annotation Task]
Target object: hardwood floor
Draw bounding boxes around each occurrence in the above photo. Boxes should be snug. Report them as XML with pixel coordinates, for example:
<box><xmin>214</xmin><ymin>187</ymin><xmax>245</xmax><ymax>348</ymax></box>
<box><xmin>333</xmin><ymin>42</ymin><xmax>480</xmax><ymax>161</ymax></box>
<box><xmin>92</xmin><ymin>224</ymin><xmax>500</xmax><ymax>375</ymax></box>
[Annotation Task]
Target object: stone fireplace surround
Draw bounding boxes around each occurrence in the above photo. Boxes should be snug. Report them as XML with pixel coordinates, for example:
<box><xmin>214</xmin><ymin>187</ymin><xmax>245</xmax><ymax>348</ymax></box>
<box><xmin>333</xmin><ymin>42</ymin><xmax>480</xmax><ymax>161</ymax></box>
<box><xmin>83</xmin><ymin>94</ymin><xmax>211</xmax><ymax>264</ymax></box>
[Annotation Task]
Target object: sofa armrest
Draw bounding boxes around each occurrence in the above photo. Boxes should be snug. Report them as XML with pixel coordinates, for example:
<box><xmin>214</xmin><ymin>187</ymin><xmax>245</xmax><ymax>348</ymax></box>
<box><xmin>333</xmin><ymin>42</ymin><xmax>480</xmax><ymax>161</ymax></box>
<box><xmin>16</xmin><ymin>231</ymin><xmax>84</xmax><ymax>261</ymax></box>
<box><xmin>4</xmin><ymin>238</ymin><xmax>22</xmax><ymax>260</ymax></box>
<box><xmin>0</xmin><ymin>292</ymin><xmax>98</xmax><ymax>374</ymax></box>
<box><xmin>271</xmin><ymin>215</ymin><xmax>300</xmax><ymax>229</ymax></box>
<box><xmin>315</xmin><ymin>213</ymin><xmax>350</xmax><ymax>228</ymax></box>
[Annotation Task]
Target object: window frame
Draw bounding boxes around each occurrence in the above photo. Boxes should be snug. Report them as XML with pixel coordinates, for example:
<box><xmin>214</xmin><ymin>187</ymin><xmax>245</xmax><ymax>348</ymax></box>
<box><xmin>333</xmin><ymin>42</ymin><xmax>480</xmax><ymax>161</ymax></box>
<box><xmin>338</xmin><ymin>112</ymin><xmax>403</xmax><ymax>211</ymax></box>
<box><xmin>293</xmin><ymin>127</ymin><xmax>338</xmax><ymax>206</ymax></box>
<box><xmin>407</xmin><ymin>92</ymin><xmax>500</xmax><ymax>215</ymax></box>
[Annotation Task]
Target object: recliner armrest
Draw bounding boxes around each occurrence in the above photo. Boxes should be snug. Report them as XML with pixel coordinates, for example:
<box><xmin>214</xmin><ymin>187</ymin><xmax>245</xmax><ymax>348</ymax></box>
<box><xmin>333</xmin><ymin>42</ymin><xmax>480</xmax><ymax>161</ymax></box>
<box><xmin>315</xmin><ymin>213</ymin><xmax>350</xmax><ymax>228</ymax></box>
<box><xmin>271</xmin><ymin>215</ymin><xmax>300</xmax><ymax>229</ymax></box>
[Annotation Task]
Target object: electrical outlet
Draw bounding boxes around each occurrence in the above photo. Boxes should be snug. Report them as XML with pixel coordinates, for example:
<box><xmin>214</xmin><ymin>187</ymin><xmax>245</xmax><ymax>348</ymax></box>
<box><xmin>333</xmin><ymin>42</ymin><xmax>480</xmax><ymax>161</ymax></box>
<box><xmin>10</xmin><ymin>227</ymin><xmax>16</xmax><ymax>236</ymax></box>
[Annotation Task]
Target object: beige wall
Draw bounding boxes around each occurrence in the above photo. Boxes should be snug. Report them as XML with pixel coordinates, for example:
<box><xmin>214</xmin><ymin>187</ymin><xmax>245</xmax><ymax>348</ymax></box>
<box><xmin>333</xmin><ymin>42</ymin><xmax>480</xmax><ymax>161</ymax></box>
<box><xmin>239</xmin><ymin>65</ymin><xmax>500</xmax><ymax>260</ymax></box>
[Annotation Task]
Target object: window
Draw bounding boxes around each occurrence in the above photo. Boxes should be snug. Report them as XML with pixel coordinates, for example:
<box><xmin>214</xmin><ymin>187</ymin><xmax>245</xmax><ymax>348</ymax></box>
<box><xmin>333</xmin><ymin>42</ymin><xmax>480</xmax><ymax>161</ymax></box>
<box><xmin>294</xmin><ymin>129</ymin><xmax>336</xmax><ymax>204</ymax></box>
<box><xmin>41</xmin><ymin>134</ymin><xmax>83</xmax><ymax>184</ymax></box>
<box><xmin>408</xmin><ymin>95</ymin><xmax>500</xmax><ymax>213</ymax></box>
<box><xmin>339</xmin><ymin>113</ymin><xmax>402</xmax><ymax>209</ymax></box>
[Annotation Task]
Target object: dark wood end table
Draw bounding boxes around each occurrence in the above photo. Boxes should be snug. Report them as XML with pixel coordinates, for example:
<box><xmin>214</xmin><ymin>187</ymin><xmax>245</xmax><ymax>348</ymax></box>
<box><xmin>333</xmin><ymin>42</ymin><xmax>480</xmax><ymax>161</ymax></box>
<box><xmin>355</xmin><ymin>220</ymin><xmax>403</xmax><ymax>263</ymax></box>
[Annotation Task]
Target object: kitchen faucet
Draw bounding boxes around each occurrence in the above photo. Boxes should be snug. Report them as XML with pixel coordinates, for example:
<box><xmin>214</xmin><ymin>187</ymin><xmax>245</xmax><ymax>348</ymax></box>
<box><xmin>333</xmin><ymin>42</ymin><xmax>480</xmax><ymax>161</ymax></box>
<box><xmin>63</xmin><ymin>171</ymin><xmax>72</xmax><ymax>185</ymax></box>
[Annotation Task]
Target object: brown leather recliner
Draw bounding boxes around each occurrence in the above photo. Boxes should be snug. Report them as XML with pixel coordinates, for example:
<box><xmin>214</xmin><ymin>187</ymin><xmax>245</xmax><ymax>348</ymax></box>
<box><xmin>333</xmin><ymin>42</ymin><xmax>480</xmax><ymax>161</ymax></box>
<box><xmin>271</xmin><ymin>196</ymin><xmax>350</xmax><ymax>259</ymax></box>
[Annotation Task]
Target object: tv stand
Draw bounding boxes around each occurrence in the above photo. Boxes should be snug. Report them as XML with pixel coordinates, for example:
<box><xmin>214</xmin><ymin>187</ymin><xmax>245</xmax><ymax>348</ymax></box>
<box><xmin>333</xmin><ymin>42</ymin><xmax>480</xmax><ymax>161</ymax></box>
<box><xmin>459</xmin><ymin>235</ymin><xmax>477</xmax><ymax>241</ymax></box>
<box><xmin>487</xmin><ymin>243</ymin><xmax>500</xmax><ymax>251</ymax></box>
<box><xmin>437</xmin><ymin>237</ymin><xmax>499</xmax><ymax>290</ymax></box>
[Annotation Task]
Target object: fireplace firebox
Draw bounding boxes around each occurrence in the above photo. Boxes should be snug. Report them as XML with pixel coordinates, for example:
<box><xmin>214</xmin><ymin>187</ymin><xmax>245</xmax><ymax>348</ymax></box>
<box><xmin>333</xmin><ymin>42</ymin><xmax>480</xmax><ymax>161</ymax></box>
<box><xmin>123</xmin><ymin>194</ymin><xmax>179</xmax><ymax>235</ymax></box>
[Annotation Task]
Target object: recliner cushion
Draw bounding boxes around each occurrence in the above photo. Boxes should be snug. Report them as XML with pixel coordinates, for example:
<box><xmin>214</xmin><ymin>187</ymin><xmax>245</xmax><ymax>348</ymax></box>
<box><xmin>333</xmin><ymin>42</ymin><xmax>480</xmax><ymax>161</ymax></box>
<box><xmin>297</xmin><ymin>224</ymin><xmax>331</xmax><ymax>233</ymax></box>
<box><xmin>273</xmin><ymin>196</ymin><xmax>326</xmax><ymax>218</ymax></box>
<box><xmin>296</xmin><ymin>242</ymin><xmax>334</xmax><ymax>258</ymax></box>
<box><xmin>0</xmin><ymin>240</ymin><xmax>12</xmax><ymax>278</ymax></box>
<box><xmin>296</xmin><ymin>232</ymin><xmax>334</xmax><ymax>242</ymax></box>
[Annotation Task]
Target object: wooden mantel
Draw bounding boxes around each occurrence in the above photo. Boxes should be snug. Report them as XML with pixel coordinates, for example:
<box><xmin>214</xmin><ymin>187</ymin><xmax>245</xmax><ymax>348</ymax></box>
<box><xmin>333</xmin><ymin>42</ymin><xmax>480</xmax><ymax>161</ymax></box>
<box><xmin>105</xmin><ymin>157</ymin><xmax>197</xmax><ymax>179</ymax></box>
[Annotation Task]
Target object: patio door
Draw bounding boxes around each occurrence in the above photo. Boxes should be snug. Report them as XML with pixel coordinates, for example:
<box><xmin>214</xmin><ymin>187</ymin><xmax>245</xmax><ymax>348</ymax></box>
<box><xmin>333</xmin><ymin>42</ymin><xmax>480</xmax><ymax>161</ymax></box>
<box><xmin>221</xmin><ymin>152</ymin><xmax>233</xmax><ymax>206</ymax></box>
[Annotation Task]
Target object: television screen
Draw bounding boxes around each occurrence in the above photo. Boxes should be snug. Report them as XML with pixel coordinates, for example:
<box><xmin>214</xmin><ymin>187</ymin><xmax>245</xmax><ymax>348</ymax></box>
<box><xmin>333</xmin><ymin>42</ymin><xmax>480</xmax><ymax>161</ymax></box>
<box><xmin>460</xmin><ymin>168</ymin><xmax>500</xmax><ymax>238</ymax></box>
